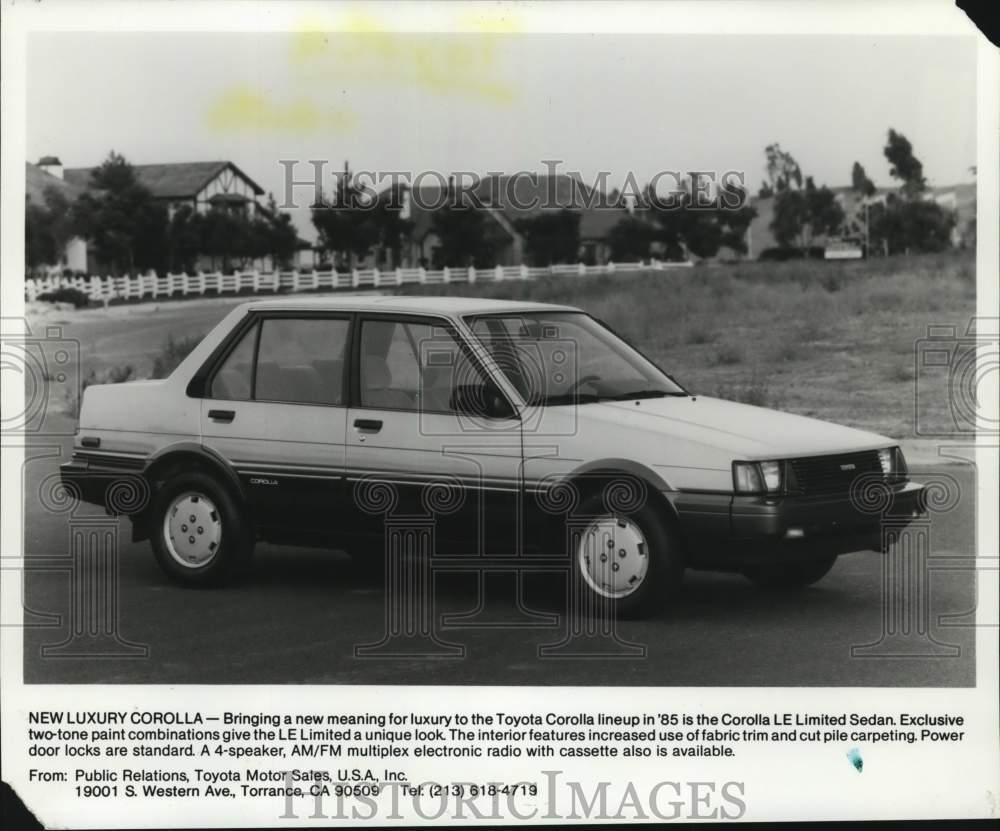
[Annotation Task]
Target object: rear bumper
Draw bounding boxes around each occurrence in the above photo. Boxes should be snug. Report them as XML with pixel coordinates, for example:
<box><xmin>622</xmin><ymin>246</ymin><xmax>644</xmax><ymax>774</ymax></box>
<box><xmin>59</xmin><ymin>456</ymin><xmax>150</xmax><ymax>515</ymax></box>
<box><xmin>670</xmin><ymin>481</ymin><xmax>926</xmax><ymax>569</ymax></box>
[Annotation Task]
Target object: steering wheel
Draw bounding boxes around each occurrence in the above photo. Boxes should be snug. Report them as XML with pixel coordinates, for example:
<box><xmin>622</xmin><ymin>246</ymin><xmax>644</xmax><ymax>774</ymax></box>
<box><xmin>566</xmin><ymin>374</ymin><xmax>602</xmax><ymax>395</ymax></box>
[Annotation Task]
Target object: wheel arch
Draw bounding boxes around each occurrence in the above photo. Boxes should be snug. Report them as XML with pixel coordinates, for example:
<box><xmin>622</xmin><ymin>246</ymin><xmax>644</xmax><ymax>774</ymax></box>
<box><xmin>132</xmin><ymin>444</ymin><xmax>245</xmax><ymax>542</ymax></box>
<box><xmin>144</xmin><ymin>443</ymin><xmax>245</xmax><ymax>497</ymax></box>
<box><xmin>560</xmin><ymin>458</ymin><xmax>686</xmax><ymax>546</ymax></box>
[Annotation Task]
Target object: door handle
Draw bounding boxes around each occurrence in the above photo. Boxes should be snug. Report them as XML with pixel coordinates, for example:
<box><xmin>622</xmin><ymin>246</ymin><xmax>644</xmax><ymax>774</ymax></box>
<box><xmin>208</xmin><ymin>409</ymin><xmax>235</xmax><ymax>423</ymax></box>
<box><xmin>353</xmin><ymin>418</ymin><xmax>383</xmax><ymax>432</ymax></box>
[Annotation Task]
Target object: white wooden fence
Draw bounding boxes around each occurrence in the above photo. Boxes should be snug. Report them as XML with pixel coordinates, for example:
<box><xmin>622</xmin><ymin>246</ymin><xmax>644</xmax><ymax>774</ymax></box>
<box><xmin>24</xmin><ymin>260</ymin><xmax>693</xmax><ymax>305</ymax></box>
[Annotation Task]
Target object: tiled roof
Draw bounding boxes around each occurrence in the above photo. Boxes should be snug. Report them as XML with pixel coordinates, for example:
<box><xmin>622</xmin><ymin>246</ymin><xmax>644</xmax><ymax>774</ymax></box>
<box><xmin>394</xmin><ymin>174</ymin><xmax>627</xmax><ymax>242</ymax></box>
<box><xmin>63</xmin><ymin>161</ymin><xmax>264</xmax><ymax>199</ymax></box>
<box><xmin>25</xmin><ymin>162</ymin><xmax>87</xmax><ymax>205</ymax></box>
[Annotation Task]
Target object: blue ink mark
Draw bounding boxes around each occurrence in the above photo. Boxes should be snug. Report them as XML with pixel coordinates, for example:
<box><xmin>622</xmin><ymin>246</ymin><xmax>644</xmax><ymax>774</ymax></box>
<box><xmin>847</xmin><ymin>747</ymin><xmax>863</xmax><ymax>772</ymax></box>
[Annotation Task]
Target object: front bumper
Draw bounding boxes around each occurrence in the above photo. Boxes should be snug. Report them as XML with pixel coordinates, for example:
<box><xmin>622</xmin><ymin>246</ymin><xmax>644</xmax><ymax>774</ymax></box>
<box><xmin>671</xmin><ymin>481</ymin><xmax>926</xmax><ymax>568</ymax></box>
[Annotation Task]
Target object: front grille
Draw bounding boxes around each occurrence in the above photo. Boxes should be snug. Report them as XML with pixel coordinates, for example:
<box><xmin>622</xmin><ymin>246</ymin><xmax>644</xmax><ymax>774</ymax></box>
<box><xmin>787</xmin><ymin>450</ymin><xmax>884</xmax><ymax>496</ymax></box>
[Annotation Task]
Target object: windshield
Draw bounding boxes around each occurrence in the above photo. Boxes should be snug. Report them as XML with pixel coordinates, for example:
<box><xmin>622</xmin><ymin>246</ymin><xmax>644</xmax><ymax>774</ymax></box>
<box><xmin>467</xmin><ymin>311</ymin><xmax>687</xmax><ymax>406</ymax></box>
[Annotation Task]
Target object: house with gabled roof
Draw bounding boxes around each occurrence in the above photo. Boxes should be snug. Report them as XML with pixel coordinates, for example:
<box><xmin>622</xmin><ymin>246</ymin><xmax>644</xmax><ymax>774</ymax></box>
<box><xmin>26</xmin><ymin>159</ymin><xmax>89</xmax><ymax>273</ymax></box>
<box><xmin>390</xmin><ymin>173</ymin><xmax>630</xmax><ymax>268</ymax></box>
<box><xmin>28</xmin><ymin>156</ymin><xmax>315</xmax><ymax>276</ymax></box>
<box><xmin>63</xmin><ymin>160</ymin><xmax>266</xmax><ymax>219</ymax></box>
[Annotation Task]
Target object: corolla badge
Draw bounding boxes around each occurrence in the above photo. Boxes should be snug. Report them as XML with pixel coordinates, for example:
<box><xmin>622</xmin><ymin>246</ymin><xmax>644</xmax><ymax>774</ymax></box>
<box><xmin>249</xmin><ymin>477</ymin><xmax>279</xmax><ymax>486</ymax></box>
<box><xmin>840</xmin><ymin>463</ymin><xmax>856</xmax><ymax>471</ymax></box>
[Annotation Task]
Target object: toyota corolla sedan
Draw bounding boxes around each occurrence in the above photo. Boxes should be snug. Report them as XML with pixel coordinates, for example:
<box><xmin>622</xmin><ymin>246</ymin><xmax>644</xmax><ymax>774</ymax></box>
<box><xmin>61</xmin><ymin>296</ymin><xmax>925</xmax><ymax>617</ymax></box>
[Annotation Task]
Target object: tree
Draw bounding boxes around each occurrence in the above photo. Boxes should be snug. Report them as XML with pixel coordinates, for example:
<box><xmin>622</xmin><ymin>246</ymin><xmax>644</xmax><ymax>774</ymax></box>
<box><xmin>311</xmin><ymin>166</ymin><xmax>381</xmax><ymax>268</ymax></box>
<box><xmin>851</xmin><ymin>161</ymin><xmax>876</xmax><ymax>197</ymax></box>
<box><xmin>761</xmin><ymin>143</ymin><xmax>803</xmax><ymax>196</ymax></box>
<box><xmin>607</xmin><ymin>216</ymin><xmax>657</xmax><ymax>261</ymax></box>
<box><xmin>370</xmin><ymin>184</ymin><xmax>413</xmax><ymax>267</ymax></box>
<box><xmin>166</xmin><ymin>205</ymin><xmax>202</xmax><ymax>273</ymax></box>
<box><xmin>196</xmin><ymin>208</ymin><xmax>254</xmax><ymax>272</ymax></box>
<box><xmin>71</xmin><ymin>151</ymin><xmax>168</xmax><ymax>274</ymax></box>
<box><xmin>884</xmin><ymin>128</ymin><xmax>926</xmax><ymax>197</ymax></box>
<box><xmin>869</xmin><ymin>195</ymin><xmax>955</xmax><ymax>255</ymax></box>
<box><xmin>638</xmin><ymin>178</ymin><xmax>757</xmax><ymax>260</ymax></box>
<box><xmin>868</xmin><ymin>129</ymin><xmax>954</xmax><ymax>254</ymax></box>
<box><xmin>716</xmin><ymin>186</ymin><xmax>757</xmax><ymax>256</ymax></box>
<box><xmin>513</xmin><ymin>210</ymin><xmax>581</xmax><ymax>266</ymax></box>
<box><xmin>25</xmin><ymin>186</ymin><xmax>74</xmax><ymax>272</ymax></box>
<box><xmin>771</xmin><ymin>176</ymin><xmax>845</xmax><ymax>253</ymax></box>
<box><xmin>431</xmin><ymin>206</ymin><xmax>493</xmax><ymax>267</ymax></box>
<box><xmin>255</xmin><ymin>196</ymin><xmax>300</xmax><ymax>268</ymax></box>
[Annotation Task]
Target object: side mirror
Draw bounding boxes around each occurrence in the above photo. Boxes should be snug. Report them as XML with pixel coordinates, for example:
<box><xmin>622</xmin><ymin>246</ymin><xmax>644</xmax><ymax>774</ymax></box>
<box><xmin>451</xmin><ymin>383</ymin><xmax>514</xmax><ymax>420</ymax></box>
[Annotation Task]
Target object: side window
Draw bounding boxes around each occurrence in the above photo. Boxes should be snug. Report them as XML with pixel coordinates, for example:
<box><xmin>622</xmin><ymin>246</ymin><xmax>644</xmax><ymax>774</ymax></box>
<box><xmin>360</xmin><ymin>318</ymin><xmax>504</xmax><ymax>414</ymax></box>
<box><xmin>360</xmin><ymin>320</ymin><xmax>423</xmax><ymax>410</ymax></box>
<box><xmin>209</xmin><ymin>323</ymin><xmax>256</xmax><ymax>401</ymax></box>
<box><xmin>254</xmin><ymin>317</ymin><xmax>349</xmax><ymax>405</ymax></box>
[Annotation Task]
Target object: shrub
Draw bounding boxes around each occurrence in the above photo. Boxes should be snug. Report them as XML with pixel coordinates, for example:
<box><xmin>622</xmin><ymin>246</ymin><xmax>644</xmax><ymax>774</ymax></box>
<box><xmin>36</xmin><ymin>287</ymin><xmax>90</xmax><ymax>308</ymax></box>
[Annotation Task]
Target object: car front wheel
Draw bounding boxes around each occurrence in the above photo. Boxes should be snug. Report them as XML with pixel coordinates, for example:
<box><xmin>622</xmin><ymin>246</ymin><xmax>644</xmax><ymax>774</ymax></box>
<box><xmin>570</xmin><ymin>493</ymin><xmax>683</xmax><ymax>618</ymax></box>
<box><xmin>149</xmin><ymin>470</ymin><xmax>254</xmax><ymax>586</ymax></box>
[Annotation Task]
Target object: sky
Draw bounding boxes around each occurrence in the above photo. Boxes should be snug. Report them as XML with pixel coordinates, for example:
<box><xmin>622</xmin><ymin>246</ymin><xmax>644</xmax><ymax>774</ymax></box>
<box><xmin>26</xmin><ymin>31</ymin><xmax>978</xmax><ymax>241</ymax></box>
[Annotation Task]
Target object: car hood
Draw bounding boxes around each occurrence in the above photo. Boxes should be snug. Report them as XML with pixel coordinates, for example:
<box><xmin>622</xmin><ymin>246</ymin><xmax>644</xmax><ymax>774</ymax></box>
<box><xmin>577</xmin><ymin>395</ymin><xmax>893</xmax><ymax>459</ymax></box>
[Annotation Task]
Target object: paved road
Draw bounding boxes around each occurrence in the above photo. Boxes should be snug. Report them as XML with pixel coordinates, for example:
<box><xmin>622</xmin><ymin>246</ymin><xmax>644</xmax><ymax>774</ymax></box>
<box><xmin>20</xmin><ymin>425</ymin><xmax>977</xmax><ymax>686</ymax></box>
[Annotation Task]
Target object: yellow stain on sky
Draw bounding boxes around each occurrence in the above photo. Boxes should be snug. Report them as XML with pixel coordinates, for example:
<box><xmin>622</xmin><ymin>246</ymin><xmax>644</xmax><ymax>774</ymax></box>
<box><xmin>205</xmin><ymin>87</ymin><xmax>355</xmax><ymax>134</ymax></box>
<box><xmin>206</xmin><ymin>10</ymin><xmax>520</xmax><ymax>135</ymax></box>
<box><xmin>289</xmin><ymin>12</ymin><xmax>519</xmax><ymax>104</ymax></box>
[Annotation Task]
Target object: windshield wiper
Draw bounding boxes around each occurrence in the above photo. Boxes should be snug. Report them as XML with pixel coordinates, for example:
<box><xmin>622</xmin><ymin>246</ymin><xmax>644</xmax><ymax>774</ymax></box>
<box><xmin>604</xmin><ymin>389</ymin><xmax>688</xmax><ymax>401</ymax></box>
<box><xmin>532</xmin><ymin>392</ymin><xmax>603</xmax><ymax>406</ymax></box>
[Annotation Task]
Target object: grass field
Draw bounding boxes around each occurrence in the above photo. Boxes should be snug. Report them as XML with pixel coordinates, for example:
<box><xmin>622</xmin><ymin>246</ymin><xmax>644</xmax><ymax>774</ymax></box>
<box><xmin>33</xmin><ymin>251</ymin><xmax>976</xmax><ymax>440</ymax></box>
<box><xmin>401</xmin><ymin>251</ymin><xmax>977</xmax><ymax>438</ymax></box>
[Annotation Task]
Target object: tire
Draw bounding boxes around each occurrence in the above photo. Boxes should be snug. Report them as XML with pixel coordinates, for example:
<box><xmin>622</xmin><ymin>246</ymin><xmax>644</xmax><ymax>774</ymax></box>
<box><xmin>149</xmin><ymin>469</ymin><xmax>254</xmax><ymax>587</ymax></box>
<box><xmin>744</xmin><ymin>553</ymin><xmax>838</xmax><ymax>589</ymax></box>
<box><xmin>569</xmin><ymin>490</ymin><xmax>684</xmax><ymax>619</ymax></box>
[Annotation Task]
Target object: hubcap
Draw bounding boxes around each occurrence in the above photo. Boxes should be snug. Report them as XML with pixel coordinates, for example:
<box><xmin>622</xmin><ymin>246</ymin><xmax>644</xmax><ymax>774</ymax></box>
<box><xmin>577</xmin><ymin>515</ymin><xmax>648</xmax><ymax>599</ymax></box>
<box><xmin>163</xmin><ymin>491</ymin><xmax>222</xmax><ymax>568</ymax></box>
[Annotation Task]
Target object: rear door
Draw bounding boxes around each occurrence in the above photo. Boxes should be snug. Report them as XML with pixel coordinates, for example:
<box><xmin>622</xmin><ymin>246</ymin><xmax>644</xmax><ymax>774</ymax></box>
<box><xmin>345</xmin><ymin>314</ymin><xmax>523</xmax><ymax>554</ymax></box>
<box><xmin>199</xmin><ymin>312</ymin><xmax>351</xmax><ymax>534</ymax></box>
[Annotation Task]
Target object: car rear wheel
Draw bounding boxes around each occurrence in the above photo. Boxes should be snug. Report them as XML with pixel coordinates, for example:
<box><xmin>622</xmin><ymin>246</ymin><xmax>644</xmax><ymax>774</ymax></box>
<box><xmin>149</xmin><ymin>470</ymin><xmax>254</xmax><ymax>586</ymax></box>
<box><xmin>744</xmin><ymin>553</ymin><xmax>839</xmax><ymax>588</ymax></box>
<box><xmin>571</xmin><ymin>492</ymin><xmax>683</xmax><ymax>618</ymax></box>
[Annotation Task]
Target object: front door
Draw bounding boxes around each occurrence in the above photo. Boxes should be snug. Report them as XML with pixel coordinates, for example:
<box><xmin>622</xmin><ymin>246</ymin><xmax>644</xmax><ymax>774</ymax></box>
<box><xmin>345</xmin><ymin>315</ymin><xmax>523</xmax><ymax>555</ymax></box>
<box><xmin>200</xmin><ymin>313</ymin><xmax>351</xmax><ymax>535</ymax></box>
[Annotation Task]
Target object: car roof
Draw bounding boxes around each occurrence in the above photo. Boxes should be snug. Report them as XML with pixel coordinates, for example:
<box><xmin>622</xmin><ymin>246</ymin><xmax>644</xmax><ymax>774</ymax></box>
<box><xmin>240</xmin><ymin>294</ymin><xmax>581</xmax><ymax>317</ymax></box>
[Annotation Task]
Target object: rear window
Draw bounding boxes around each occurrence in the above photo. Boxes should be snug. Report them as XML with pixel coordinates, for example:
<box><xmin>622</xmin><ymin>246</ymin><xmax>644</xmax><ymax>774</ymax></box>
<box><xmin>209</xmin><ymin>317</ymin><xmax>349</xmax><ymax>406</ymax></box>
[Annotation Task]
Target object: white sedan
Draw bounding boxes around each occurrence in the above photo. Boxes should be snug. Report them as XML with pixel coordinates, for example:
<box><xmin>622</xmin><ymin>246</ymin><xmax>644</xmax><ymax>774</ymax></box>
<box><xmin>61</xmin><ymin>296</ymin><xmax>925</xmax><ymax>617</ymax></box>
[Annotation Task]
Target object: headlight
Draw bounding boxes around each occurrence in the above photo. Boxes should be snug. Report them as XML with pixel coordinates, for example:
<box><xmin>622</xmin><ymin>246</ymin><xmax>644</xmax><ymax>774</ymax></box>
<box><xmin>733</xmin><ymin>460</ymin><xmax>783</xmax><ymax>494</ymax></box>
<box><xmin>877</xmin><ymin>448</ymin><xmax>892</xmax><ymax>474</ymax></box>
<box><xmin>878</xmin><ymin>446</ymin><xmax>908</xmax><ymax>482</ymax></box>
<box><xmin>760</xmin><ymin>460</ymin><xmax>782</xmax><ymax>491</ymax></box>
